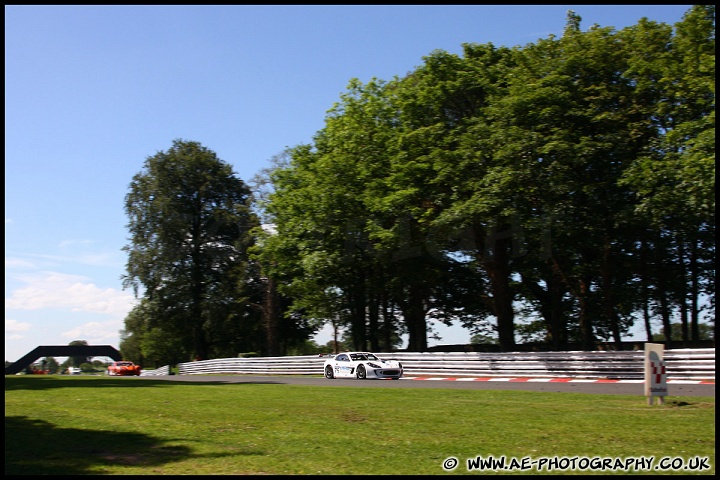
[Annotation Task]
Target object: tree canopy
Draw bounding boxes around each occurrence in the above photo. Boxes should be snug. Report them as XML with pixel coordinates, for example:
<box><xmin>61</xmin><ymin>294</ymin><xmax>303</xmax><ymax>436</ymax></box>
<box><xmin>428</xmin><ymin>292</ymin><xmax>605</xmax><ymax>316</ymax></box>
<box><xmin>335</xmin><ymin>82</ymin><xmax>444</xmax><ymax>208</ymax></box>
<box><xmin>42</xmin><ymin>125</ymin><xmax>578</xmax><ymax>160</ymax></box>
<box><xmin>121</xmin><ymin>139</ymin><xmax>260</xmax><ymax>365</ymax></box>
<box><xmin>121</xmin><ymin>7</ymin><xmax>714</xmax><ymax>361</ymax></box>
<box><xmin>255</xmin><ymin>6</ymin><xmax>714</xmax><ymax>352</ymax></box>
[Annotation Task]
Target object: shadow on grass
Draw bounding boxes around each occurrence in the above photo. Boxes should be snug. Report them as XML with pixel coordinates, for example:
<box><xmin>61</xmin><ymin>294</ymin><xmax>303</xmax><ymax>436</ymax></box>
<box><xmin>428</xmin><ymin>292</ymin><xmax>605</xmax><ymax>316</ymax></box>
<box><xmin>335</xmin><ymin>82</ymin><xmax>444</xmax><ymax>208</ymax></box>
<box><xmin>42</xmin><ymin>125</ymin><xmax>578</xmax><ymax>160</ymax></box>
<box><xmin>5</xmin><ymin>376</ymin><xmax>281</xmax><ymax>391</ymax></box>
<box><xmin>5</xmin><ymin>415</ymin><xmax>192</xmax><ymax>475</ymax></box>
<box><xmin>5</xmin><ymin>415</ymin><xmax>265</xmax><ymax>475</ymax></box>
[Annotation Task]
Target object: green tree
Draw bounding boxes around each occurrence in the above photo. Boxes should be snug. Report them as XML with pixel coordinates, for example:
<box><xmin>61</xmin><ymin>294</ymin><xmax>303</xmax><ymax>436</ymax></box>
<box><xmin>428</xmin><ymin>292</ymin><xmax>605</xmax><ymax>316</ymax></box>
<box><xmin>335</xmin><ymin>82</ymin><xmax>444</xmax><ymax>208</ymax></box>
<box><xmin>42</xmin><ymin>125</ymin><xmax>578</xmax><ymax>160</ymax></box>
<box><xmin>396</xmin><ymin>43</ymin><xmax>518</xmax><ymax>351</ymax></box>
<box><xmin>44</xmin><ymin>357</ymin><xmax>60</xmax><ymax>374</ymax></box>
<box><xmin>618</xmin><ymin>5</ymin><xmax>715</xmax><ymax>345</ymax></box>
<box><xmin>252</xmin><ymin>6</ymin><xmax>713</xmax><ymax>354</ymax></box>
<box><xmin>122</xmin><ymin>139</ymin><xmax>260</xmax><ymax>362</ymax></box>
<box><xmin>255</xmin><ymin>79</ymin><xmax>404</xmax><ymax>352</ymax></box>
<box><xmin>258</xmin><ymin>76</ymin><xmax>492</xmax><ymax>353</ymax></box>
<box><xmin>460</xmin><ymin>12</ymin><xmax>670</xmax><ymax>351</ymax></box>
<box><xmin>663</xmin><ymin>321</ymin><xmax>714</xmax><ymax>342</ymax></box>
<box><xmin>68</xmin><ymin>340</ymin><xmax>91</xmax><ymax>367</ymax></box>
<box><xmin>79</xmin><ymin>362</ymin><xmax>95</xmax><ymax>373</ymax></box>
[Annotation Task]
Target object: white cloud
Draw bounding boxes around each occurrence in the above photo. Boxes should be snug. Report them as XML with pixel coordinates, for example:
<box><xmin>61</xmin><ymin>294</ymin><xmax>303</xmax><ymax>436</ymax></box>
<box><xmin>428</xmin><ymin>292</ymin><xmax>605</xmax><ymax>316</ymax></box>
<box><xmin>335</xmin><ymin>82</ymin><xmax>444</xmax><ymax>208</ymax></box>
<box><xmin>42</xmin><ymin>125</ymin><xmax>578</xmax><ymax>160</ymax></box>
<box><xmin>5</xmin><ymin>319</ymin><xmax>31</xmax><ymax>340</ymax></box>
<box><xmin>5</xmin><ymin>250</ymin><xmax>124</xmax><ymax>269</ymax></box>
<box><xmin>61</xmin><ymin>320</ymin><xmax>125</xmax><ymax>345</ymax></box>
<box><xmin>5</xmin><ymin>271</ymin><xmax>135</xmax><ymax>317</ymax></box>
<box><xmin>57</xmin><ymin>239</ymin><xmax>96</xmax><ymax>249</ymax></box>
<box><xmin>5</xmin><ymin>257</ymin><xmax>38</xmax><ymax>269</ymax></box>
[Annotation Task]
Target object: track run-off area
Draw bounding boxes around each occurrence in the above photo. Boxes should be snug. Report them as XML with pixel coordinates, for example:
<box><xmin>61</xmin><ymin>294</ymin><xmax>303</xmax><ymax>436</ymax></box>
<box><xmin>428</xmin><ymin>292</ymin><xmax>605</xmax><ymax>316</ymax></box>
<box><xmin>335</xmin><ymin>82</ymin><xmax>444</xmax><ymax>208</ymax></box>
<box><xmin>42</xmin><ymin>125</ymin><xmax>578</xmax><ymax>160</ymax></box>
<box><xmin>138</xmin><ymin>374</ymin><xmax>715</xmax><ymax>397</ymax></box>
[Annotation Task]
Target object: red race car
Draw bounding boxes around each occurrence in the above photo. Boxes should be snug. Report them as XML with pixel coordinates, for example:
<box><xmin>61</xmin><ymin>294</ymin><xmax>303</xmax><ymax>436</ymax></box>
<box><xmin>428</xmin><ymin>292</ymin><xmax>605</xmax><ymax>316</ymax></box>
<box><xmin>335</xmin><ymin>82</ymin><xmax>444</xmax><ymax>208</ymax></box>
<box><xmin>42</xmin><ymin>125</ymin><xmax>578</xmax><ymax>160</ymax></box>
<box><xmin>107</xmin><ymin>361</ymin><xmax>142</xmax><ymax>376</ymax></box>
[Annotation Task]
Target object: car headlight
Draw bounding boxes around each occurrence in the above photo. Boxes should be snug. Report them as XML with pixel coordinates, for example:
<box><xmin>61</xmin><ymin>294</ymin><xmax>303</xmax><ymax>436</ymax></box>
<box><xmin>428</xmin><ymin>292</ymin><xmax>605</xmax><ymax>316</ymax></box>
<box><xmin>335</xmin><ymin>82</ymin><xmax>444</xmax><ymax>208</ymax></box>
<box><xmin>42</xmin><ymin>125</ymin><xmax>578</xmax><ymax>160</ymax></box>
<box><xmin>367</xmin><ymin>362</ymin><xmax>381</xmax><ymax>368</ymax></box>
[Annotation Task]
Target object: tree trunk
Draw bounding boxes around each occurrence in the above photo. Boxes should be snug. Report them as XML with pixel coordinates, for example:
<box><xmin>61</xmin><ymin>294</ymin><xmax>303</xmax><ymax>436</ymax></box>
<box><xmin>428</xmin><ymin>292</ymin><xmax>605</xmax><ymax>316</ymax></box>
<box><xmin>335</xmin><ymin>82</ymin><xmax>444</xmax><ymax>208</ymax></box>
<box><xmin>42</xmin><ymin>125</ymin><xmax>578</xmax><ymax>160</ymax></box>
<box><xmin>489</xmin><ymin>267</ymin><xmax>515</xmax><ymax>351</ymax></box>
<box><xmin>657</xmin><ymin>258</ymin><xmax>673</xmax><ymax>349</ymax></box>
<box><xmin>263</xmin><ymin>276</ymin><xmax>281</xmax><ymax>357</ymax></box>
<box><xmin>477</xmin><ymin>222</ymin><xmax>516</xmax><ymax>352</ymax></box>
<box><xmin>350</xmin><ymin>278</ymin><xmax>367</xmax><ymax>351</ymax></box>
<box><xmin>659</xmin><ymin>291</ymin><xmax>673</xmax><ymax>349</ymax></box>
<box><xmin>368</xmin><ymin>292</ymin><xmax>380</xmax><ymax>352</ymax></box>
<box><xmin>403</xmin><ymin>284</ymin><xmax>427</xmax><ymax>352</ymax></box>
<box><xmin>191</xmin><ymin>248</ymin><xmax>208</xmax><ymax>360</ymax></box>
<box><xmin>689</xmin><ymin>239</ymin><xmax>700</xmax><ymax>342</ymax></box>
<box><xmin>640</xmin><ymin>240</ymin><xmax>654</xmax><ymax>342</ymax></box>
<box><xmin>381</xmin><ymin>293</ymin><xmax>394</xmax><ymax>352</ymax></box>
<box><xmin>549</xmin><ymin>270</ymin><xmax>568</xmax><ymax>350</ymax></box>
<box><xmin>602</xmin><ymin>238</ymin><xmax>623</xmax><ymax>349</ymax></box>
<box><xmin>578</xmin><ymin>277</ymin><xmax>596</xmax><ymax>351</ymax></box>
<box><xmin>677</xmin><ymin>241</ymin><xmax>689</xmax><ymax>346</ymax></box>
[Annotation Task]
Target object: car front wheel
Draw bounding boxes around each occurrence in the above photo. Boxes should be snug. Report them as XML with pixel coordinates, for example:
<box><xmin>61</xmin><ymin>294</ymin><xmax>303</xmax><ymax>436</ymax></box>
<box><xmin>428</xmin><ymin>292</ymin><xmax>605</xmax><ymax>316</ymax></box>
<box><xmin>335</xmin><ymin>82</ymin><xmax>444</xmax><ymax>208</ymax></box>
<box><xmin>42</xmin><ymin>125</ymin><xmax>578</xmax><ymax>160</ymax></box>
<box><xmin>325</xmin><ymin>366</ymin><xmax>335</xmax><ymax>379</ymax></box>
<box><xmin>356</xmin><ymin>365</ymin><xmax>366</xmax><ymax>379</ymax></box>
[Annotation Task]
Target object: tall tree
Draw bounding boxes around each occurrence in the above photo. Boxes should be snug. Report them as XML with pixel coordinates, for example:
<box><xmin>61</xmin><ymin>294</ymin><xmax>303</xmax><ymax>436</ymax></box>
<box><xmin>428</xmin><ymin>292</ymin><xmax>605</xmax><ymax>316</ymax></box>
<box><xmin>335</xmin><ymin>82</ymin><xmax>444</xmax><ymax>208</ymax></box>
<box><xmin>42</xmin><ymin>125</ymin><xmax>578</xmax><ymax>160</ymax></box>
<box><xmin>252</xmin><ymin>6</ymin><xmax>714</xmax><ymax>354</ymax></box>
<box><xmin>357</xmin><ymin>45</ymin><xmax>513</xmax><ymax>351</ymax></box>
<box><xmin>122</xmin><ymin>139</ymin><xmax>259</xmax><ymax>362</ymax></box>
<box><xmin>619</xmin><ymin>5</ymin><xmax>715</xmax><ymax>343</ymax></box>
<box><xmin>68</xmin><ymin>340</ymin><xmax>91</xmax><ymax>367</ymax></box>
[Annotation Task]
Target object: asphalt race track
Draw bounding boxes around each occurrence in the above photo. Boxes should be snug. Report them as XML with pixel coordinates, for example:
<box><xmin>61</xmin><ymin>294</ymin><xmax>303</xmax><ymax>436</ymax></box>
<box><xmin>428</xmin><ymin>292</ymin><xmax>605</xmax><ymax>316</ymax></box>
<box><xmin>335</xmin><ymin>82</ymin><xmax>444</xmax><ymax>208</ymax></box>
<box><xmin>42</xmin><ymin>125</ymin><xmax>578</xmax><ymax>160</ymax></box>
<box><xmin>139</xmin><ymin>374</ymin><xmax>715</xmax><ymax>397</ymax></box>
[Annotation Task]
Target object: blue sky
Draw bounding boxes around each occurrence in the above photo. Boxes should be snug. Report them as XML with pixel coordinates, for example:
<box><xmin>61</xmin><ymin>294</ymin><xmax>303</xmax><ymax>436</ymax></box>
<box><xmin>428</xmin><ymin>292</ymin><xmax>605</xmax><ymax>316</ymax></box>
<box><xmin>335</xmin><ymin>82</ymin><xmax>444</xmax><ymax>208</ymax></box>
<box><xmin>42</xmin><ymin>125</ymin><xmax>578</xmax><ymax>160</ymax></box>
<box><xmin>5</xmin><ymin>5</ymin><xmax>693</xmax><ymax>362</ymax></box>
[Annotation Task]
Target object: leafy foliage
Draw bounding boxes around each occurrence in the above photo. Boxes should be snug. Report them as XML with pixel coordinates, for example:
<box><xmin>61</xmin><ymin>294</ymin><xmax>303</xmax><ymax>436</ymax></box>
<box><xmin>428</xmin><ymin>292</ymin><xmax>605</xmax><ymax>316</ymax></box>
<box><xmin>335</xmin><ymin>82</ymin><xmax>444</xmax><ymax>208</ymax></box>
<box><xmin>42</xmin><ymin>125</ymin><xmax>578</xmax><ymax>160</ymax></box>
<box><xmin>121</xmin><ymin>140</ymin><xmax>260</xmax><ymax>364</ymax></box>
<box><xmin>121</xmin><ymin>8</ymin><xmax>714</xmax><ymax>358</ymax></box>
<box><xmin>256</xmin><ymin>6</ymin><xmax>714</xmax><ymax>352</ymax></box>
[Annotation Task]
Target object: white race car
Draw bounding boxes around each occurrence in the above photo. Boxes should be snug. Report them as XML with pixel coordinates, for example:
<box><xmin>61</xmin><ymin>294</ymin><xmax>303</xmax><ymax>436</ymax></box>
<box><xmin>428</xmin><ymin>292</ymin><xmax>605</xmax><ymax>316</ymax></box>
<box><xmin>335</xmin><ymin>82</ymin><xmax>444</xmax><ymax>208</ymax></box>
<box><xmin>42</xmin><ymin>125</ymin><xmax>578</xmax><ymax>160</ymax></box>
<box><xmin>322</xmin><ymin>352</ymin><xmax>403</xmax><ymax>380</ymax></box>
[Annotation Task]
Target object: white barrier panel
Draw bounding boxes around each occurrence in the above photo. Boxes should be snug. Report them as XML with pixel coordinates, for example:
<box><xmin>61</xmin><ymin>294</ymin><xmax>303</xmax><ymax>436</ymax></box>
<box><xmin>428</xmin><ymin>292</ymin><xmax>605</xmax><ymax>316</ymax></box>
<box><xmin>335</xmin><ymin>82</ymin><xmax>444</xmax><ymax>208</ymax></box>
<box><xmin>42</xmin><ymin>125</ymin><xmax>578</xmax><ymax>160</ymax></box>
<box><xmin>166</xmin><ymin>348</ymin><xmax>714</xmax><ymax>381</ymax></box>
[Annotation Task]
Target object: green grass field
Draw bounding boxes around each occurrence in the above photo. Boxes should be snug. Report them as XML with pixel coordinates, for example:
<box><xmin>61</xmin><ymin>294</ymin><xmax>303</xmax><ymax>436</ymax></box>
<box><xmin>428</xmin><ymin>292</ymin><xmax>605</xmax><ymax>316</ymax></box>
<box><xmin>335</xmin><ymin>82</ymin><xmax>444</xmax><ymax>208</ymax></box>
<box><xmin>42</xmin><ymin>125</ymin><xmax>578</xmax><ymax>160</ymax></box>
<box><xmin>5</xmin><ymin>375</ymin><xmax>715</xmax><ymax>475</ymax></box>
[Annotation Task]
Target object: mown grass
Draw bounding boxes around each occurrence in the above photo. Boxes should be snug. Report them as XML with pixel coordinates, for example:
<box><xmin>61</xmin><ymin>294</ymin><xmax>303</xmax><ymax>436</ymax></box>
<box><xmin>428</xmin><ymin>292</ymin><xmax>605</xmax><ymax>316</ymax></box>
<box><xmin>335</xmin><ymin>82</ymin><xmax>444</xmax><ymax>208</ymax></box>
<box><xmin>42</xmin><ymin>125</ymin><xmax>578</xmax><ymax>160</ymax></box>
<box><xmin>5</xmin><ymin>375</ymin><xmax>715</xmax><ymax>475</ymax></box>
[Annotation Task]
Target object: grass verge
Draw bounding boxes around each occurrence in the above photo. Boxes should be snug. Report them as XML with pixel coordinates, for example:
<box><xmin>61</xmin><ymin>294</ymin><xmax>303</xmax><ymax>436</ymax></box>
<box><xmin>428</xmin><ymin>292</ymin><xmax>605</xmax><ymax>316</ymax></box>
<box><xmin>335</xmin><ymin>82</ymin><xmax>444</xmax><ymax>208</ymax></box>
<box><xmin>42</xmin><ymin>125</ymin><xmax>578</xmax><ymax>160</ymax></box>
<box><xmin>5</xmin><ymin>375</ymin><xmax>715</xmax><ymax>475</ymax></box>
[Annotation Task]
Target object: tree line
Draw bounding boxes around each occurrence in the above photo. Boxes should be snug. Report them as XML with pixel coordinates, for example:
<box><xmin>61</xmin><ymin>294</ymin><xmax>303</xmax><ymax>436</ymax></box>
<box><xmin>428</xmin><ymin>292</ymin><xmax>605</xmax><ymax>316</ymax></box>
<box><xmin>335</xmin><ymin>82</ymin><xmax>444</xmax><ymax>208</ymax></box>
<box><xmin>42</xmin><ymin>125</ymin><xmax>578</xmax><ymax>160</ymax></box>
<box><xmin>120</xmin><ymin>7</ymin><xmax>715</xmax><ymax>367</ymax></box>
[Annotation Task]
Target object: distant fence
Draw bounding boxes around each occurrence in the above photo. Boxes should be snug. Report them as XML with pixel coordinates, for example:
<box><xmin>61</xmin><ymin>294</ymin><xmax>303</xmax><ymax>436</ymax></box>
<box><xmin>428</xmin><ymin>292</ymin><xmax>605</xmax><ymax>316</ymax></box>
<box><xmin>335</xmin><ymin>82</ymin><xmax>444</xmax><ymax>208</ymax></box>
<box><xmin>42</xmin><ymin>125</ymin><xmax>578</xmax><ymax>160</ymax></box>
<box><xmin>139</xmin><ymin>348</ymin><xmax>714</xmax><ymax>381</ymax></box>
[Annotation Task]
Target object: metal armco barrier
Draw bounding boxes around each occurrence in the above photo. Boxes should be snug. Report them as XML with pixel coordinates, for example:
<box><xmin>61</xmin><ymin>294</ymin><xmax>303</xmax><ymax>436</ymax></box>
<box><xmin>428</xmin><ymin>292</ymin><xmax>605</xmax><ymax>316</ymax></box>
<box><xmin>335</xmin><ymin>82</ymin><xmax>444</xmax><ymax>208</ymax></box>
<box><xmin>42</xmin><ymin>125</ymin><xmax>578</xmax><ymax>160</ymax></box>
<box><xmin>139</xmin><ymin>364</ymin><xmax>169</xmax><ymax>376</ymax></box>
<box><xmin>138</xmin><ymin>348</ymin><xmax>715</xmax><ymax>381</ymax></box>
